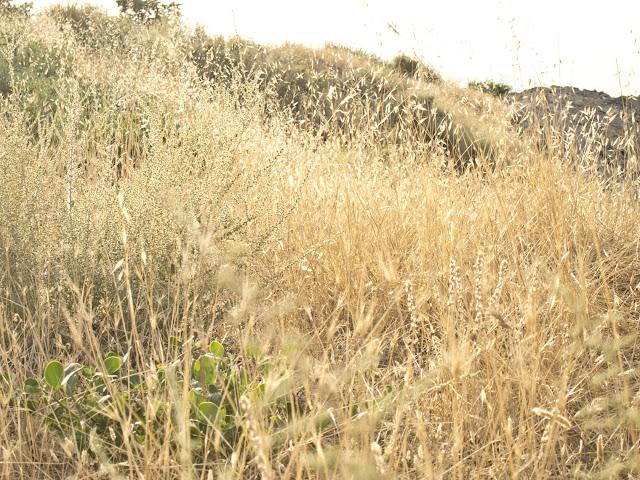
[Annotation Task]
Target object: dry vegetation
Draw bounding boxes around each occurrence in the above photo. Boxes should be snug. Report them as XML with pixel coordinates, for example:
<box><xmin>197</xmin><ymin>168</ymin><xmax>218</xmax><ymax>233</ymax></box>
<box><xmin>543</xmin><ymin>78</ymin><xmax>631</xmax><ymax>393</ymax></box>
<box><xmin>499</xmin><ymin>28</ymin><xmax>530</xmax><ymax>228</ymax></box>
<box><xmin>1</xmin><ymin>5</ymin><xmax>640</xmax><ymax>479</ymax></box>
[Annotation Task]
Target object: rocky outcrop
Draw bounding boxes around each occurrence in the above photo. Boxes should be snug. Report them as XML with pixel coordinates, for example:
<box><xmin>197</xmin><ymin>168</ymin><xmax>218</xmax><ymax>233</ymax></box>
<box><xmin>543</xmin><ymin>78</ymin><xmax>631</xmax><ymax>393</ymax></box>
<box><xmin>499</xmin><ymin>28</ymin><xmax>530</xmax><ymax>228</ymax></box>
<box><xmin>508</xmin><ymin>86</ymin><xmax>639</xmax><ymax>172</ymax></box>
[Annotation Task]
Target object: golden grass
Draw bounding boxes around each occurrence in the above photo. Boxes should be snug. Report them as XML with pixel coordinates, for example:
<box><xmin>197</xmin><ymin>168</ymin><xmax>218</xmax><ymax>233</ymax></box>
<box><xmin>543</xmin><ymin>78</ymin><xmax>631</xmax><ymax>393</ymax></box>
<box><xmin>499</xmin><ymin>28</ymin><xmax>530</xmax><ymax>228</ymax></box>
<box><xmin>1</xmin><ymin>8</ymin><xmax>640</xmax><ymax>480</ymax></box>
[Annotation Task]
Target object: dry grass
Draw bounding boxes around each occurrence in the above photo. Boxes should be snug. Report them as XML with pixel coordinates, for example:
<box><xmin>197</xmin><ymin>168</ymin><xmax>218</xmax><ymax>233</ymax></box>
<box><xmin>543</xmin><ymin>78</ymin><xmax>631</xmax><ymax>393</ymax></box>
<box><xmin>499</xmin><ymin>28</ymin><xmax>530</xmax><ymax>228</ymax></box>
<box><xmin>1</xmin><ymin>8</ymin><xmax>640</xmax><ymax>480</ymax></box>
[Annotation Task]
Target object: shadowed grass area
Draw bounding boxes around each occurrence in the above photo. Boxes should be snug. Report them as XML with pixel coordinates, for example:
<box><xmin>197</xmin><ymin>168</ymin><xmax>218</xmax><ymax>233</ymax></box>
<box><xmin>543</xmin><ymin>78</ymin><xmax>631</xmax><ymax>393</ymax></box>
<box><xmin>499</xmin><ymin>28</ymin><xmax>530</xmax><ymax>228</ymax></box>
<box><xmin>187</xmin><ymin>30</ymin><xmax>503</xmax><ymax>166</ymax></box>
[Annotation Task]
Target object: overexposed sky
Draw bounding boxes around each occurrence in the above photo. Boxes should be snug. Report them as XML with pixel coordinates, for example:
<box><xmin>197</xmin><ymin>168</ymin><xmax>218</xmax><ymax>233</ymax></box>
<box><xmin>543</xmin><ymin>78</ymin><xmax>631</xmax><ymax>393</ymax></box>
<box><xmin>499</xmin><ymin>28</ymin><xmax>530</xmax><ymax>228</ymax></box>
<box><xmin>32</xmin><ymin>0</ymin><xmax>640</xmax><ymax>95</ymax></box>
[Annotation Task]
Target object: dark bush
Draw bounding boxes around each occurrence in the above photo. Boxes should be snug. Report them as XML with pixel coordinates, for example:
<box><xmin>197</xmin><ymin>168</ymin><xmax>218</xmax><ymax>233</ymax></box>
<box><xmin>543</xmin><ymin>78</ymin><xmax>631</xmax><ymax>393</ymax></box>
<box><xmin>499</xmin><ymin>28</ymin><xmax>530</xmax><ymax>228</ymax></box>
<box><xmin>116</xmin><ymin>0</ymin><xmax>181</xmax><ymax>24</ymax></box>
<box><xmin>392</xmin><ymin>54</ymin><xmax>441</xmax><ymax>82</ymax></box>
<box><xmin>0</xmin><ymin>0</ymin><xmax>32</xmax><ymax>17</ymax></box>
<box><xmin>48</xmin><ymin>5</ymin><xmax>130</xmax><ymax>50</ymax></box>
<box><xmin>393</xmin><ymin>54</ymin><xmax>419</xmax><ymax>77</ymax></box>
<box><xmin>469</xmin><ymin>80</ymin><xmax>512</xmax><ymax>97</ymax></box>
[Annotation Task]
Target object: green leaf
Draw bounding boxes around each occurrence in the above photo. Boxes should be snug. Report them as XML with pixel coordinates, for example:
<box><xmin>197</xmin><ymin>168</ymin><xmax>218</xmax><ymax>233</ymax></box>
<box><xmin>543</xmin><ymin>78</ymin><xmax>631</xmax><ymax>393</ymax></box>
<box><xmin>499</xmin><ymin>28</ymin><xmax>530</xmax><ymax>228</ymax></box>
<box><xmin>133</xmin><ymin>422</ymin><xmax>145</xmax><ymax>443</ymax></box>
<box><xmin>61</xmin><ymin>363</ymin><xmax>82</xmax><ymax>396</ymax></box>
<box><xmin>210</xmin><ymin>391</ymin><xmax>222</xmax><ymax>406</ymax></box>
<box><xmin>198</xmin><ymin>401</ymin><xmax>218</xmax><ymax>422</ymax></box>
<box><xmin>209</xmin><ymin>340</ymin><xmax>224</xmax><ymax>358</ymax></box>
<box><xmin>188</xmin><ymin>389</ymin><xmax>205</xmax><ymax>407</ymax></box>
<box><xmin>104</xmin><ymin>356</ymin><xmax>123</xmax><ymax>375</ymax></box>
<box><xmin>128</xmin><ymin>373</ymin><xmax>142</xmax><ymax>386</ymax></box>
<box><xmin>239</xmin><ymin>368</ymin><xmax>250</xmax><ymax>389</ymax></box>
<box><xmin>217</xmin><ymin>406</ymin><xmax>227</xmax><ymax>428</ymax></box>
<box><xmin>24</xmin><ymin>378</ymin><xmax>41</xmax><ymax>395</ymax></box>
<box><xmin>169</xmin><ymin>336</ymin><xmax>183</xmax><ymax>349</ymax></box>
<box><xmin>26</xmin><ymin>399</ymin><xmax>39</xmax><ymax>411</ymax></box>
<box><xmin>92</xmin><ymin>372</ymin><xmax>106</xmax><ymax>388</ymax></box>
<box><xmin>44</xmin><ymin>360</ymin><xmax>64</xmax><ymax>389</ymax></box>
<box><xmin>194</xmin><ymin>354</ymin><xmax>217</xmax><ymax>386</ymax></box>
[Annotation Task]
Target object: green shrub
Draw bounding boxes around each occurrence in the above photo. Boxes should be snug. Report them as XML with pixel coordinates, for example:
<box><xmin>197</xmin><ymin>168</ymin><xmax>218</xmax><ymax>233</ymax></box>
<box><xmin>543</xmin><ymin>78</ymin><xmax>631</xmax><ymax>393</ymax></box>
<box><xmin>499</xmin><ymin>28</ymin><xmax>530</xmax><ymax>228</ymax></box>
<box><xmin>0</xmin><ymin>34</ymin><xmax>70</xmax><ymax>132</ymax></box>
<box><xmin>48</xmin><ymin>5</ymin><xmax>130</xmax><ymax>51</ymax></box>
<box><xmin>469</xmin><ymin>80</ymin><xmax>512</xmax><ymax>97</ymax></box>
<box><xmin>18</xmin><ymin>340</ymin><xmax>303</xmax><ymax>461</ymax></box>
<box><xmin>392</xmin><ymin>54</ymin><xmax>419</xmax><ymax>77</ymax></box>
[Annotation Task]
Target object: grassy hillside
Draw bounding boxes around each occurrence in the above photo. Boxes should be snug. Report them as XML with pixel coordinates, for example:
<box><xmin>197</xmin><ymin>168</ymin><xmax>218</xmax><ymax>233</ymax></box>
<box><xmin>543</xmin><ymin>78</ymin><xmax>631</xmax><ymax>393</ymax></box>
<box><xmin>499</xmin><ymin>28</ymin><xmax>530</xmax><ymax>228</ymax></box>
<box><xmin>1</xmin><ymin>5</ymin><xmax>640</xmax><ymax>479</ymax></box>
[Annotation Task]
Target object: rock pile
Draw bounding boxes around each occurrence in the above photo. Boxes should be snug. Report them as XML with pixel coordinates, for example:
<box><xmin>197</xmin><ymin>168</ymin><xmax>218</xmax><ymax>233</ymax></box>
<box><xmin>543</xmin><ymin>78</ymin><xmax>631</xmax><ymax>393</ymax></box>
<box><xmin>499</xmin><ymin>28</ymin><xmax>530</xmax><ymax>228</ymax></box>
<box><xmin>508</xmin><ymin>86</ymin><xmax>639</xmax><ymax>171</ymax></box>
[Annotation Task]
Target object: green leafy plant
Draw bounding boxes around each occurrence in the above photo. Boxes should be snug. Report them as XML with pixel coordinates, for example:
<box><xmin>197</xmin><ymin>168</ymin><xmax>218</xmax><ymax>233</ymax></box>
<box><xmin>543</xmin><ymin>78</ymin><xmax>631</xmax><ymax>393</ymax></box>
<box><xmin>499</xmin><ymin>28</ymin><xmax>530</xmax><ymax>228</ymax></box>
<box><xmin>0</xmin><ymin>35</ymin><xmax>69</xmax><ymax>131</ymax></box>
<box><xmin>19</xmin><ymin>340</ymin><xmax>301</xmax><ymax>461</ymax></box>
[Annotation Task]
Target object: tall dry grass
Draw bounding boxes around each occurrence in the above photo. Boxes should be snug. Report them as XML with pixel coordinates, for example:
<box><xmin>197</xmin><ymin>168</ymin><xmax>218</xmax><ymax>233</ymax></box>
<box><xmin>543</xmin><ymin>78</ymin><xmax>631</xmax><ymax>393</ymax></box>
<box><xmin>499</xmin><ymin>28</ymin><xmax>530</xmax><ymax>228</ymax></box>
<box><xmin>1</xmin><ymin>7</ymin><xmax>639</xmax><ymax>480</ymax></box>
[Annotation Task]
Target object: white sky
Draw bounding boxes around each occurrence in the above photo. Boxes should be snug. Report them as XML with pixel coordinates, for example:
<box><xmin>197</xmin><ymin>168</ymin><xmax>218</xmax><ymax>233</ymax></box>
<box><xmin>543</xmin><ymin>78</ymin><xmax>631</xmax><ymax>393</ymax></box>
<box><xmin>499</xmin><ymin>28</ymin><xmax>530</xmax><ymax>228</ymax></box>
<box><xmin>31</xmin><ymin>0</ymin><xmax>640</xmax><ymax>95</ymax></box>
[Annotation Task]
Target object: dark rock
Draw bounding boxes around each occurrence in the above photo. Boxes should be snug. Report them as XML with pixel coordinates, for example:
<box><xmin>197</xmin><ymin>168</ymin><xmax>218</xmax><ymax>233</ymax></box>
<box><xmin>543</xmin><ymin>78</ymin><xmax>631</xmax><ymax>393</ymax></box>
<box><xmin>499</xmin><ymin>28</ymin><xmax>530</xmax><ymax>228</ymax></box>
<box><xmin>508</xmin><ymin>86</ymin><xmax>639</xmax><ymax>172</ymax></box>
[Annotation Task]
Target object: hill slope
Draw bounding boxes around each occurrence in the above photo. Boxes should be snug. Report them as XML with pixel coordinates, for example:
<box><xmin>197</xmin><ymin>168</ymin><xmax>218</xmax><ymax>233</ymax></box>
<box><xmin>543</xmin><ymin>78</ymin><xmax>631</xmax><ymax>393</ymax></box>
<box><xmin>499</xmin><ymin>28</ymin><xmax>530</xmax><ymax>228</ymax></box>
<box><xmin>3</xmin><ymin>5</ymin><xmax>517</xmax><ymax>169</ymax></box>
